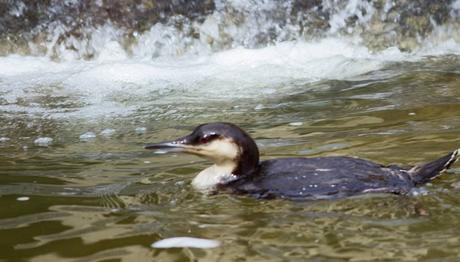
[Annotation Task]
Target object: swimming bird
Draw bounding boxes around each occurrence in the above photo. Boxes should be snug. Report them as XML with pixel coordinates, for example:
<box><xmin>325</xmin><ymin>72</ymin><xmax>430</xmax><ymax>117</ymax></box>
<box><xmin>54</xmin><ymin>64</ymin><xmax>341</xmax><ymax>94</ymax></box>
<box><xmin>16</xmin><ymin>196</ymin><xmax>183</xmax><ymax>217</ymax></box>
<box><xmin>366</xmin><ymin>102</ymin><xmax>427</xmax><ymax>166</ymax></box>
<box><xmin>145</xmin><ymin>122</ymin><xmax>459</xmax><ymax>200</ymax></box>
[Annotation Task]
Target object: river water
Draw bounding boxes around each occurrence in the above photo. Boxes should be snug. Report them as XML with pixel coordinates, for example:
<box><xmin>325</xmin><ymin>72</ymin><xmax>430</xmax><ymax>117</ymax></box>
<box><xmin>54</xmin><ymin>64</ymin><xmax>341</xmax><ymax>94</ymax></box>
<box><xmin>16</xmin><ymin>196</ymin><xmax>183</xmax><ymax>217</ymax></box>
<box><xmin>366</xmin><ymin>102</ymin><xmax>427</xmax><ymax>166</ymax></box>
<box><xmin>1</xmin><ymin>0</ymin><xmax>460</xmax><ymax>261</ymax></box>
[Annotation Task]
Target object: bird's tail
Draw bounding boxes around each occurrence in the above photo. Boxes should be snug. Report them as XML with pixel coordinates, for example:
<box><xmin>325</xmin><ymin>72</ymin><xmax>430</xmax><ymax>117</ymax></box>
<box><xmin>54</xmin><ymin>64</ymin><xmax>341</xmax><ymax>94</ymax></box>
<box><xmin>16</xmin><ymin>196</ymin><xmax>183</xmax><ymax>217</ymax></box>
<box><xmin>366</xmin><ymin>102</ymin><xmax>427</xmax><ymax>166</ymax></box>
<box><xmin>409</xmin><ymin>149</ymin><xmax>459</xmax><ymax>185</ymax></box>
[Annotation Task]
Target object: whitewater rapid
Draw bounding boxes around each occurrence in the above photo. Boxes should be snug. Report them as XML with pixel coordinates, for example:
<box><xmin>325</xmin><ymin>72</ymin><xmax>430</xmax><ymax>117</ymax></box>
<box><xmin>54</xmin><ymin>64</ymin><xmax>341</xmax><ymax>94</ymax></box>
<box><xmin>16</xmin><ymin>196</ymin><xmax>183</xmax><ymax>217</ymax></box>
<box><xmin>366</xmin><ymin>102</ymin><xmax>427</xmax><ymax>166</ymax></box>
<box><xmin>4</xmin><ymin>36</ymin><xmax>460</xmax><ymax>120</ymax></box>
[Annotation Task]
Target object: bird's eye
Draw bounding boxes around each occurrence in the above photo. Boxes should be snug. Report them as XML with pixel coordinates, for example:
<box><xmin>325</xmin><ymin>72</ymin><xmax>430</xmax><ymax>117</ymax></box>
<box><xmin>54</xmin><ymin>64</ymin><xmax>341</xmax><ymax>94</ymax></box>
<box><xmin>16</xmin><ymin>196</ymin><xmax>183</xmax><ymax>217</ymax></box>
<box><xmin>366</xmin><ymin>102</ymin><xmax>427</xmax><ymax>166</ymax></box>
<box><xmin>200</xmin><ymin>134</ymin><xmax>218</xmax><ymax>144</ymax></box>
<box><xmin>200</xmin><ymin>137</ymin><xmax>211</xmax><ymax>144</ymax></box>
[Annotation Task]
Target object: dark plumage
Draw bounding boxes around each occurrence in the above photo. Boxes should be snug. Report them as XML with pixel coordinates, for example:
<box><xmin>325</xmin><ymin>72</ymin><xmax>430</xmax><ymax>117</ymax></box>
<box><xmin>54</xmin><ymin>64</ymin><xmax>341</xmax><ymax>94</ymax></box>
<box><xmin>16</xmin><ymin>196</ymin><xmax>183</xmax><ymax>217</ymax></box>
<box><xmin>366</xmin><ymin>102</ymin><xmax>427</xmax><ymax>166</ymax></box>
<box><xmin>145</xmin><ymin>122</ymin><xmax>459</xmax><ymax>200</ymax></box>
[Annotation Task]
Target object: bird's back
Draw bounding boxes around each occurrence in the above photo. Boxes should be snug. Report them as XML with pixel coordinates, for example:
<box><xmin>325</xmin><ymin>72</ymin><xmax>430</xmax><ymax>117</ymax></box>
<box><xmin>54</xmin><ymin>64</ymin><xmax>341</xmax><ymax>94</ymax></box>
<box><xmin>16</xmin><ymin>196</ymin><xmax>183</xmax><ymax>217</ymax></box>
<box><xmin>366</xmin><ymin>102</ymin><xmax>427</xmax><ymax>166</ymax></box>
<box><xmin>229</xmin><ymin>157</ymin><xmax>414</xmax><ymax>200</ymax></box>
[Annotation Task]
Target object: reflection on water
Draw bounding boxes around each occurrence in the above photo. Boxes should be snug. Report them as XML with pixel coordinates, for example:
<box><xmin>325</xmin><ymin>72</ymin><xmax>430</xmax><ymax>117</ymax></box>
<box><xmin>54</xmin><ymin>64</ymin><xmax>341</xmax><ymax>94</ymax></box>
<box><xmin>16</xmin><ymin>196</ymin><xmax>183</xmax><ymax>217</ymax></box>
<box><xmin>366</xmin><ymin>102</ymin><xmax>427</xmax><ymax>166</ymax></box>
<box><xmin>1</xmin><ymin>55</ymin><xmax>460</xmax><ymax>261</ymax></box>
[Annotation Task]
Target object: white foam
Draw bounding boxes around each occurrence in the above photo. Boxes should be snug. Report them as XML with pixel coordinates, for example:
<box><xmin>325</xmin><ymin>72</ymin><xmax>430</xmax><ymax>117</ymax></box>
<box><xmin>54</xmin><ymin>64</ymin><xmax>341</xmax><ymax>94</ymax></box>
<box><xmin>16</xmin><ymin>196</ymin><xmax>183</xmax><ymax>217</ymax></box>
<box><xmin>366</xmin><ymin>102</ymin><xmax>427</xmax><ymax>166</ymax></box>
<box><xmin>327</xmin><ymin>0</ymin><xmax>375</xmax><ymax>34</ymax></box>
<box><xmin>79</xmin><ymin>132</ymin><xmax>96</xmax><ymax>141</ymax></box>
<box><xmin>0</xmin><ymin>35</ymin><xmax>458</xmax><ymax>120</ymax></box>
<box><xmin>100</xmin><ymin>128</ymin><xmax>116</xmax><ymax>137</ymax></box>
<box><xmin>409</xmin><ymin>187</ymin><xmax>429</xmax><ymax>197</ymax></box>
<box><xmin>135</xmin><ymin>127</ymin><xmax>147</xmax><ymax>134</ymax></box>
<box><xmin>96</xmin><ymin>41</ymin><xmax>128</xmax><ymax>62</ymax></box>
<box><xmin>151</xmin><ymin>237</ymin><xmax>220</xmax><ymax>249</ymax></box>
<box><xmin>153</xmin><ymin>150</ymin><xmax>169</xmax><ymax>154</ymax></box>
<box><xmin>8</xmin><ymin>1</ymin><xmax>26</xmax><ymax>17</ymax></box>
<box><xmin>453</xmin><ymin>0</ymin><xmax>460</xmax><ymax>12</ymax></box>
<box><xmin>34</xmin><ymin>137</ymin><xmax>53</xmax><ymax>147</ymax></box>
<box><xmin>0</xmin><ymin>55</ymin><xmax>69</xmax><ymax>77</ymax></box>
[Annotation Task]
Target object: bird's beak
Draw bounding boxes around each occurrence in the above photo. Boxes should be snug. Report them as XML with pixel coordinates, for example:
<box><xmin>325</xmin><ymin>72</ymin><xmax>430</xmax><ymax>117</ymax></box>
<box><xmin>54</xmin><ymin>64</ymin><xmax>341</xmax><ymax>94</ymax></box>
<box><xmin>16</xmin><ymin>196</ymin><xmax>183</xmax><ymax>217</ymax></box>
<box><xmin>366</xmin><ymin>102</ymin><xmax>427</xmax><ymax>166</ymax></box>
<box><xmin>144</xmin><ymin>136</ymin><xmax>200</xmax><ymax>155</ymax></box>
<box><xmin>144</xmin><ymin>141</ymin><xmax>186</xmax><ymax>153</ymax></box>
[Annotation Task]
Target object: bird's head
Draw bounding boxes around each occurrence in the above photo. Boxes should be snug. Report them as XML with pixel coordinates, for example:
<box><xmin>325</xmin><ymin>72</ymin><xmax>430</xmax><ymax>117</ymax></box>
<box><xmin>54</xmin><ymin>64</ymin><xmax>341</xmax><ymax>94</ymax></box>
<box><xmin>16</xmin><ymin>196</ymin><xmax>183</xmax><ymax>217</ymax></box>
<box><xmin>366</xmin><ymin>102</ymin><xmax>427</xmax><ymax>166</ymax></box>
<box><xmin>145</xmin><ymin>122</ymin><xmax>259</xmax><ymax>176</ymax></box>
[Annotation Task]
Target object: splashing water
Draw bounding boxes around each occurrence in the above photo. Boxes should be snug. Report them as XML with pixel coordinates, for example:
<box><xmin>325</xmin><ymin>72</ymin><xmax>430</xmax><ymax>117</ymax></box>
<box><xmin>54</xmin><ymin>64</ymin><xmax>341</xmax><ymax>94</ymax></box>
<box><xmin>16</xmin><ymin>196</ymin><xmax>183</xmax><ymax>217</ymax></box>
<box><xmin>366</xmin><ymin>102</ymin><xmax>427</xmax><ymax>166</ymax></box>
<box><xmin>1</xmin><ymin>2</ymin><xmax>460</xmax><ymax>261</ymax></box>
<box><xmin>1</xmin><ymin>0</ymin><xmax>460</xmax><ymax>120</ymax></box>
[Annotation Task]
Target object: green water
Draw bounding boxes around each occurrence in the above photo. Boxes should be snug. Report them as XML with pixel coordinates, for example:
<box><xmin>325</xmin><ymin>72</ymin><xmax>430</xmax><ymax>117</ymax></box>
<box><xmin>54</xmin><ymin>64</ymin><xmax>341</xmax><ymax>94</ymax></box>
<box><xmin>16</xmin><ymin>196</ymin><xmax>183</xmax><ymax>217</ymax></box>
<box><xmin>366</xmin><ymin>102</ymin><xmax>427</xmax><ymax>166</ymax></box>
<box><xmin>1</xmin><ymin>57</ymin><xmax>460</xmax><ymax>261</ymax></box>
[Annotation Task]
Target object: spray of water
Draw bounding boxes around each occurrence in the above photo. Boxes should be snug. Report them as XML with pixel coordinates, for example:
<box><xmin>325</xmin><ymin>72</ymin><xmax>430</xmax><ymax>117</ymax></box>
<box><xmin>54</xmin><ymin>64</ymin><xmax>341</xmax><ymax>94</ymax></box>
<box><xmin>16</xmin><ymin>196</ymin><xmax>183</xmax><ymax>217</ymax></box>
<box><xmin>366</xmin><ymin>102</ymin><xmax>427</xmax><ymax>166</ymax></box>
<box><xmin>1</xmin><ymin>0</ymin><xmax>460</xmax><ymax>119</ymax></box>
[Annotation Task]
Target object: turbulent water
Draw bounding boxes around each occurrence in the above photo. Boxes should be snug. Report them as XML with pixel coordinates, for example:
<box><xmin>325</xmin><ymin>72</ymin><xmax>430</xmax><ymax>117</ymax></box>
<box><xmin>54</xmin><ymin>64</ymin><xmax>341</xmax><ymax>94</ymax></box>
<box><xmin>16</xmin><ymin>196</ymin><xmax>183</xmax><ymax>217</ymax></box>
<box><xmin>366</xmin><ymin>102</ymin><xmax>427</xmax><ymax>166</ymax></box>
<box><xmin>1</xmin><ymin>0</ymin><xmax>460</xmax><ymax>261</ymax></box>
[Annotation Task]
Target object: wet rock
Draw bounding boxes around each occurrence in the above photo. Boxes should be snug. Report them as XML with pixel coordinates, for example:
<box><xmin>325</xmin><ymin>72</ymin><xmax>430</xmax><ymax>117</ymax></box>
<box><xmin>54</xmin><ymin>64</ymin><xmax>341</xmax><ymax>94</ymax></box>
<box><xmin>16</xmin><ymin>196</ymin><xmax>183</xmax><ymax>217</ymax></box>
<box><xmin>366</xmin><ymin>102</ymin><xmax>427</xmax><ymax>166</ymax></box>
<box><xmin>0</xmin><ymin>0</ymin><xmax>215</xmax><ymax>58</ymax></box>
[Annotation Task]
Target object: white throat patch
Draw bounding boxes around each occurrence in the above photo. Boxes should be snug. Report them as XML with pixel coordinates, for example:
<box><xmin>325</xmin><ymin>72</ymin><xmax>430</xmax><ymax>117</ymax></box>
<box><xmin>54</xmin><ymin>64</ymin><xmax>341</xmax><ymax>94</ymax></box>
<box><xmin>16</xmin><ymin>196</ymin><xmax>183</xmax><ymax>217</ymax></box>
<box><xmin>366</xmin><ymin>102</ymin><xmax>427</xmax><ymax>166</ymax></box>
<box><xmin>190</xmin><ymin>138</ymin><xmax>240</xmax><ymax>192</ymax></box>
<box><xmin>196</xmin><ymin>138</ymin><xmax>239</xmax><ymax>164</ymax></box>
<box><xmin>191</xmin><ymin>163</ymin><xmax>238</xmax><ymax>192</ymax></box>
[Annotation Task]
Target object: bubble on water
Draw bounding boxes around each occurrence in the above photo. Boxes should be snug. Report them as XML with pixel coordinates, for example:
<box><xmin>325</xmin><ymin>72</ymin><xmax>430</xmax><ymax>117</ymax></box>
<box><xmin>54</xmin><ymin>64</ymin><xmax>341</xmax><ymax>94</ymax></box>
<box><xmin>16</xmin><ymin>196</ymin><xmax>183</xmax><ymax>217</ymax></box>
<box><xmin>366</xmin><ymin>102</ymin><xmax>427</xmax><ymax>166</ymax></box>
<box><xmin>135</xmin><ymin>127</ymin><xmax>147</xmax><ymax>134</ymax></box>
<box><xmin>153</xmin><ymin>150</ymin><xmax>168</xmax><ymax>154</ymax></box>
<box><xmin>0</xmin><ymin>137</ymin><xmax>10</xmax><ymax>142</ymax></box>
<box><xmin>58</xmin><ymin>192</ymin><xmax>77</xmax><ymax>196</ymax></box>
<box><xmin>151</xmin><ymin>237</ymin><xmax>220</xmax><ymax>249</ymax></box>
<box><xmin>316</xmin><ymin>168</ymin><xmax>333</xmax><ymax>172</ymax></box>
<box><xmin>254</xmin><ymin>104</ymin><xmax>264</xmax><ymax>110</ymax></box>
<box><xmin>452</xmin><ymin>181</ymin><xmax>460</xmax><ymax>189</ymax></box>
<box><xmin>17</xmin><ymin>196</ymin><xmax>30</xmax><ymax>201</ymax></box>
<box><xmin>100</xmin><ymin>128</ymin><xmax>116</xmax><ymax>137</ymax></box>
<box><xmin>409</xmin><ymin>187</ymin><xmax>429</xmax><ymax>197</ymax></box>
<box><xmin>34</xmin><ymin>137</ymin><xmax>53</xmax><ymax>147</ymax></box>
<box><xmin>80</xmin><ymin>132</ymin><xmax>96</xmax><ymax>141</ymax></box>
<box><xmin>289</xmin><ymin>122</ymin><xmax>303</xmax><ymax>126</ymax></box>
<box><xmin>175</xmin><ymin>181</ymin><xmax>185</xmax><ymax>186</ymax></box>
<box><xmin>139</xmin><ymin>178</ymin><xmax>153</xmax><ymax>184</ymax></box>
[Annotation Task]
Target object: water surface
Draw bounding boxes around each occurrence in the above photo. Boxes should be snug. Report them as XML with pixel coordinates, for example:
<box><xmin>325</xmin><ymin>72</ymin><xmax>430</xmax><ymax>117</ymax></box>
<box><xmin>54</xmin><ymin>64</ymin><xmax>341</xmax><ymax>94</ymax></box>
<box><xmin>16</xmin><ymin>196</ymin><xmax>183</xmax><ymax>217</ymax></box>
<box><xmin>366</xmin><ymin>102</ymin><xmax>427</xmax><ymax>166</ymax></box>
<box><xmin>1</xmin><ymin>1</ymin><xmax>460</xmax><ymax>261</ymax></box>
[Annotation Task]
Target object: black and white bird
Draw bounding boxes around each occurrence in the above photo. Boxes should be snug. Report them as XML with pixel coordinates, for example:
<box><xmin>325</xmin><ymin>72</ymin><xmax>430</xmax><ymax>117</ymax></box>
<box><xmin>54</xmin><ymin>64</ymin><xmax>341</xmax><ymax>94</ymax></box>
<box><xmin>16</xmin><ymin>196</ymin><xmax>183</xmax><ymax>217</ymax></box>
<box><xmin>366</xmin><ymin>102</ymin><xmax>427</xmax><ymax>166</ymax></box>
<box><xmin>145</xmin><ymin>122</ymin><xmax>459</xmax><ymax>200</ymax></box>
